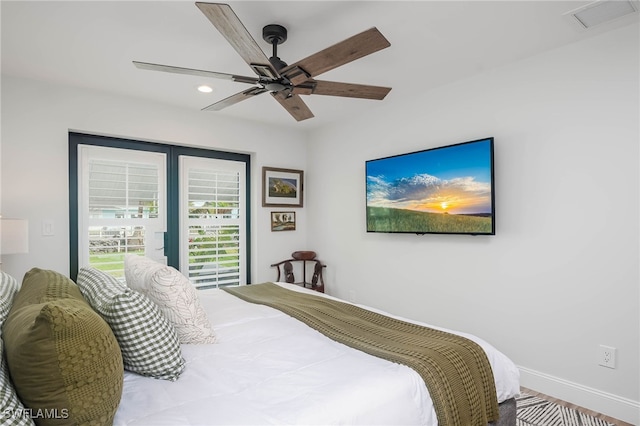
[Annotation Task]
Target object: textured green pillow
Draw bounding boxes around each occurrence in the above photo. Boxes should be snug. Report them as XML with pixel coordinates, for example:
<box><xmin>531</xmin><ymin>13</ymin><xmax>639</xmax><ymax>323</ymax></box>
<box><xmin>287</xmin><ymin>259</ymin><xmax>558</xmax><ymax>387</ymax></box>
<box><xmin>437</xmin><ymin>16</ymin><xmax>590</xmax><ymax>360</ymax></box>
<box><xmin>2</xmin><ymin>268</ymin><xmax>123</xmax><ymax>425</ymax></box>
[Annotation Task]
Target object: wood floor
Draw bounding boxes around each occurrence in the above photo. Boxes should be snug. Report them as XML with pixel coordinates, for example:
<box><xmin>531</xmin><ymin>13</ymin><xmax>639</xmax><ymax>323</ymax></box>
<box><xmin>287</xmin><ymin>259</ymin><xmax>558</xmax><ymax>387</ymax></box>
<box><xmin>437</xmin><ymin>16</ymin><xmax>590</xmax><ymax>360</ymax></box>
<box><xmin>521</xmin><ymin>387</ymin><xmax>634</xmax><ymax>426</ymax></box>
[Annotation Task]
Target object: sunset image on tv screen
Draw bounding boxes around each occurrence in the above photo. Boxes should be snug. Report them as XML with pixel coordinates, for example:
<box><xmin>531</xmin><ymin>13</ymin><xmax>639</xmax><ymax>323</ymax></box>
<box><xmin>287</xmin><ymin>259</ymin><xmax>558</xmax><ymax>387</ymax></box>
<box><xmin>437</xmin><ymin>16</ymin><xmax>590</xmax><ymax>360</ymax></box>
<box><xmin>366</xmin><ymin>138</ymin><xmax>494</xmax><ymax>235</ymax></box>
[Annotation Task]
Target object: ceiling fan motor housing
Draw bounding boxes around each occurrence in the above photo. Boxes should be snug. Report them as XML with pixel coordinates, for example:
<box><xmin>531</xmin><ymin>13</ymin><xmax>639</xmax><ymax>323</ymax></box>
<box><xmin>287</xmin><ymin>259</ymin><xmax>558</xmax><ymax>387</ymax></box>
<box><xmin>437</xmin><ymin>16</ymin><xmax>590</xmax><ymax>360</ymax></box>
<box><xmin>269</xmin><ymin>57</ymin><xmax>288</xmax><ymax>71</ymax></box>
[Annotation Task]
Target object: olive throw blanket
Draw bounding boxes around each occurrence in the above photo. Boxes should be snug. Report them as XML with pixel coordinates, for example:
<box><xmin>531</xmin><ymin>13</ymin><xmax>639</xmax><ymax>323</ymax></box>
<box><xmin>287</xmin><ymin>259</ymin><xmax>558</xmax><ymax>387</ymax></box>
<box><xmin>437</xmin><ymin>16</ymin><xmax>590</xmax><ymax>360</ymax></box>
<box><xmin>223</xmin><ymin>283</ymin><xmax>499</xmax><ymax>426</ymax></box>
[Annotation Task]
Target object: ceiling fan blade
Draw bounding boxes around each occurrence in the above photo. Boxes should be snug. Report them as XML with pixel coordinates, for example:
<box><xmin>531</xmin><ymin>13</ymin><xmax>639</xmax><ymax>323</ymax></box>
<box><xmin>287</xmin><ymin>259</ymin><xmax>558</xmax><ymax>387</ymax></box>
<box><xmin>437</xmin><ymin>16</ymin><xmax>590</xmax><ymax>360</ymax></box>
<box><xmin>196</xmin><ymin>2</ymin><xmax>278</xmax><ymax>78</ymax></box>
<box><xmin>271</xmin><ymin>92</ymin><xmax>314</xmax><ymax>121</ymax></box>
<box><xmin>281</xmin><ymin>27</ymin><xmax>390</xmax><ymax>83</ymax></box>
<box><xmin>202</xmin><ymin>87</ymin><xmax>268</xmax><ymax>111</ymax></box>
<box><xmin>133</xmin><ymin>61</ymin><xmax>259</xmax><ymax>84</ymax></box>
<box><xmin>303</xmin><ymin>80</ymin><xmax>391</xmax><ymax>100</ymax></box>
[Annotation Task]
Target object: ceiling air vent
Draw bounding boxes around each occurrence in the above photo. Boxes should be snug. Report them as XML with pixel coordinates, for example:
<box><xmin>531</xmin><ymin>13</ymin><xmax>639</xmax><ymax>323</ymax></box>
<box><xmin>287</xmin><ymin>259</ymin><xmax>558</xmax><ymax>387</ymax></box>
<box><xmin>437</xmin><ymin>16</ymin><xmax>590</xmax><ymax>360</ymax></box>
<box><xmin>566</xmin><ymin>0</ymin><xmax>638</xmax><ymax>29</ymax></box>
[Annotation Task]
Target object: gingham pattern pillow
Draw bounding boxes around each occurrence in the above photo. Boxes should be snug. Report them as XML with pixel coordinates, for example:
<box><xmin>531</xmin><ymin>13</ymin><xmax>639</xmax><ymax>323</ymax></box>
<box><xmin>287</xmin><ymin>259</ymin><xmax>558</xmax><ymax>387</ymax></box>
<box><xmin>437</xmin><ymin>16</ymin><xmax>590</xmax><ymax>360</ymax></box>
<box><xmin>0</xmin><ymin>272</ymin><xmax>21</xmax><ymax>325</ymax></box>
<box><xmin>0</xmin><ymin>272</ymin><xmax>34</xmax><ymax>426</ymax></box>
<box><xmin>76</xmin><ymin>267</ymin><xmax>185</xmax><ymax>381</ymax></box>
<box><xmin>1</xmin><ymin>340</ymin><xmax>35</xmax><ymax>426</ymax></box>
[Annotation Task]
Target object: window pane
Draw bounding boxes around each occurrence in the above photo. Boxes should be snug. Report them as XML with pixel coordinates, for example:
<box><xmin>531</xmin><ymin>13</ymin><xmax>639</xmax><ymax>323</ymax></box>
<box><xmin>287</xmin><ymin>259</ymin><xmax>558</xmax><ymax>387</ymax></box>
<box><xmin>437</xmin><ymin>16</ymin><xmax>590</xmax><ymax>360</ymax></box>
<box><xmin>188</xmin><ymin>169</ymin><xmax>240</xmax><ymax>220</ymax></box>
<box><xmin>88</xmin><ymin>159</ymin><xmax>159</xmax><ymax>219</ymax></box>
<box><xmin>188</xmin><ymin>224</ymin><xmax>240</xmax><ymax>289</ymax></box>
<box><xmin>88</xmin><ymin>225</ymin><xmax>146</xmax><ymax>279</ymax></box>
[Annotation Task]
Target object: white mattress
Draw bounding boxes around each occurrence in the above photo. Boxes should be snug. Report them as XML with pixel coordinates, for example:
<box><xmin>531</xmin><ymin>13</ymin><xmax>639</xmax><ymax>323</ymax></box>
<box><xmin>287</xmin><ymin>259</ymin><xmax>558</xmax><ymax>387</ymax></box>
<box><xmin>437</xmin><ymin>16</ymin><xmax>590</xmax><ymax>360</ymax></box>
<box><xmin>114</xmin><ymin>283</ymin><xmax>520</xmax><ymax>425</ymax></box>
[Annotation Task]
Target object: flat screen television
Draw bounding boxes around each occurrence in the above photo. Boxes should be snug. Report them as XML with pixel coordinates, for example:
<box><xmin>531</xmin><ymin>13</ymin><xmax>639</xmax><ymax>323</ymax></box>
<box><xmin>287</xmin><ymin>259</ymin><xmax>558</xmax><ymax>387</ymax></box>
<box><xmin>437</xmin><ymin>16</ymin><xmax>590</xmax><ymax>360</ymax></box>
<box><xmin>366</xmin><ymin>137</ymin><xmax>495</xmax><ymax>235</ymax></box>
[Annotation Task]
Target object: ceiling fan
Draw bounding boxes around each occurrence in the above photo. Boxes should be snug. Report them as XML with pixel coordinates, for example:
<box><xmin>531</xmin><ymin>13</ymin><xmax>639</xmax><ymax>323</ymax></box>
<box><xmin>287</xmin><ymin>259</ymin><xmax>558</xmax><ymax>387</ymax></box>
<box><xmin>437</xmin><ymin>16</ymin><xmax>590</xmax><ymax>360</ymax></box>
<box><xmin>133</xmin><ymin>2</ymin><xmax>391</xmax><ymax>122</ymax></box>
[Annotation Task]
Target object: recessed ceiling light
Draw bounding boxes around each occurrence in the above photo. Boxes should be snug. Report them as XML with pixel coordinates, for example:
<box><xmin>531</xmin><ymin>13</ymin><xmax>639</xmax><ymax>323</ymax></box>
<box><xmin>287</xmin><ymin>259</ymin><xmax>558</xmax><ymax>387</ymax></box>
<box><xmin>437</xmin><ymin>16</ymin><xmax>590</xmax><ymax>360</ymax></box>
<box><xmin>197</xmin><ymin>85</ymin><xmax>213</xmax><ymax>93</ymax></box>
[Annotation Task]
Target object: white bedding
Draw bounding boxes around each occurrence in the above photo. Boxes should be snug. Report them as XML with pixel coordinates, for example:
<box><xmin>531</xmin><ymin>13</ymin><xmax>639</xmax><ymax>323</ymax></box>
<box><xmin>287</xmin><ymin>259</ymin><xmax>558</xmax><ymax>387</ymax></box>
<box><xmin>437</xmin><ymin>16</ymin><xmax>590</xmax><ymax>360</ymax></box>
<box><xmin>114</xmin><ymin>283</ymin><xmax>520</xmax><ymax>425</ymax></box>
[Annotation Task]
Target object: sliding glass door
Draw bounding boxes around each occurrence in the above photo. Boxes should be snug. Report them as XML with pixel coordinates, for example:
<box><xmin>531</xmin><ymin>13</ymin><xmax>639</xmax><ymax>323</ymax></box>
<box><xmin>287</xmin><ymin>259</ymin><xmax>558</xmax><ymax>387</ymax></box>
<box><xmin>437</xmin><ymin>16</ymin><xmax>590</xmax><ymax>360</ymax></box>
<box><xmin>69</xmin><ymin>132</ymin><xmax>250</xmax><ymax>286</ymax></box>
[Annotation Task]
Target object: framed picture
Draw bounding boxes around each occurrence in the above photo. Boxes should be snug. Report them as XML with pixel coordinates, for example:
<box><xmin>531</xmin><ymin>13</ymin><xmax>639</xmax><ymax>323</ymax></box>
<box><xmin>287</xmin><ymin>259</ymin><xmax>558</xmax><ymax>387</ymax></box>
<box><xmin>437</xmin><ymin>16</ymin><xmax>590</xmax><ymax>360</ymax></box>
<box><xmin>271</xmin><ymin>211</ymin><xmax>296</xmax><ymax>231</ymax></box>
<box><xmin>262</xmin><ymin>167</ymin><xmax>304</xmax><ymax>207</ymax></box>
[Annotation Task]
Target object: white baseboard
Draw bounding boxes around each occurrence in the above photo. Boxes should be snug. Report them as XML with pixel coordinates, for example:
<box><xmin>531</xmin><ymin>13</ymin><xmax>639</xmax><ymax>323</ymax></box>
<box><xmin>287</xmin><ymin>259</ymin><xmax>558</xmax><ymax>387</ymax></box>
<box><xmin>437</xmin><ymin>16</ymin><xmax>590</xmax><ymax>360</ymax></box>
<box><xmin>518</xmin><ymin>366</ymin><xmax>640</xmax><ymax>425</ymax></box>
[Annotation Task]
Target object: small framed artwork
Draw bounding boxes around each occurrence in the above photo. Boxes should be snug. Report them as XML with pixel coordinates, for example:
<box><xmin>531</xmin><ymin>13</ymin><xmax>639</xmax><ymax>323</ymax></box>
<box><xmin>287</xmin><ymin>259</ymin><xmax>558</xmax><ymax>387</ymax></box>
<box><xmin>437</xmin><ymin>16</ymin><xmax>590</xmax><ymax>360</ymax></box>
<box><xmin>271</xmin><ymin>211</ymin><xmax>296</xmax><ymax>231</ymax></box>
<box><xmin>262</xmin><ymin>167</ymin><xmax>304</xmax><ymax>207</ymax></box>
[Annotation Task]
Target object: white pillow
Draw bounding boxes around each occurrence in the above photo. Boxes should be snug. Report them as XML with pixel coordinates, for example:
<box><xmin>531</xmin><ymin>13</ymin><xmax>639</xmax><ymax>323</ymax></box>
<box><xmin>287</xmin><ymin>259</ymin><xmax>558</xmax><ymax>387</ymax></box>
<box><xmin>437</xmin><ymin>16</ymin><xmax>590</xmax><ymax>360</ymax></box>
<box><xmin>124</xmin><ymin>254</ymin><xmax>165</xmax><ymax>294</ymax></box>
<box><xmin>124</xmin><ymin>255</ymin><xmax>216</xmax><ymax>344</ymax></box>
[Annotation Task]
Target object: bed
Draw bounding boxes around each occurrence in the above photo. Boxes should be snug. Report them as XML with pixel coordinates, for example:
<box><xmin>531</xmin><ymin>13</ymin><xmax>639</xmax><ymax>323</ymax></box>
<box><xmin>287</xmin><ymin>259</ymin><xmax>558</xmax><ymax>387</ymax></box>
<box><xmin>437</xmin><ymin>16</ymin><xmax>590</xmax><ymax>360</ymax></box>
<box><xmin>113</xmin><ymin>282</ymin><xmax>520</xmax><ymax>426</ymax></box>
<box><xmin>2</xmin><ymin>266</ymin><xmax>519</xmax><ymax>426</ymax></box>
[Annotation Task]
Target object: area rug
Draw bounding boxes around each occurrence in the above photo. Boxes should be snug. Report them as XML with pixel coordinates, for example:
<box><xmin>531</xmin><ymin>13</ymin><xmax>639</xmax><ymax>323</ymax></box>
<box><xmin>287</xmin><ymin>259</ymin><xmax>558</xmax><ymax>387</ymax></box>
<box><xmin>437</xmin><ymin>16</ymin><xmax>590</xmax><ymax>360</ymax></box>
<box><xmin>516</xmin><ymin>392</ymin><xmax>615</xmax><ymax>426</ymax></box>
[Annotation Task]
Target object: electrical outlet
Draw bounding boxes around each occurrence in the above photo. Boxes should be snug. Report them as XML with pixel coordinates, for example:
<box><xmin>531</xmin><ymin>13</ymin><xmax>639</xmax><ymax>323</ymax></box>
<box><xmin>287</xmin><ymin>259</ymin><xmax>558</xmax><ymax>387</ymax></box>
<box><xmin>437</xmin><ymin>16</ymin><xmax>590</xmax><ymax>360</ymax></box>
<box><xmin>598</xmin><ymin>345</ymin><xmax>617</xmax><ymax>369</ymax></box>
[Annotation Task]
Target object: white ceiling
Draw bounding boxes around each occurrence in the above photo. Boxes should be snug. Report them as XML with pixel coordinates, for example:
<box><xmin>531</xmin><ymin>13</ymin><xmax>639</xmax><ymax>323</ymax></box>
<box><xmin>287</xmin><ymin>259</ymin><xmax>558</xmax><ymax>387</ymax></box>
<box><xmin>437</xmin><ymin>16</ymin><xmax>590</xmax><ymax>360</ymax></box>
<box><xmin>2</xmin><ymin>1</ymin><xmax>638</xmax><ymax>130</ymax></box>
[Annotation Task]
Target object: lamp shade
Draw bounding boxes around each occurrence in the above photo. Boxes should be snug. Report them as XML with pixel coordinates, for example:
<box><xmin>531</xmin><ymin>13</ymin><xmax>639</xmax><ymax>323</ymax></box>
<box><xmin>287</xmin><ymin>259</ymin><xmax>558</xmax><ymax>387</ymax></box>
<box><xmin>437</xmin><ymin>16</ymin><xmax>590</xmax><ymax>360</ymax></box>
<box><xmin>1</xmin><ymin>219</ymin><xmax>29</xmax><ymax>255</ymax></box>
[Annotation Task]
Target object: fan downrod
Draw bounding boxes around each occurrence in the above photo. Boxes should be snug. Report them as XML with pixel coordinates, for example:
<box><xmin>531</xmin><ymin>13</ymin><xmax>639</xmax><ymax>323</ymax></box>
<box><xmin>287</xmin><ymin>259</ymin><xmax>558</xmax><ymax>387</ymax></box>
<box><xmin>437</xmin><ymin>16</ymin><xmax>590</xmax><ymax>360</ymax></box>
<box><xmin>263</xmin><ymin>24</ymin><xmax>288</xmax><ymax>71</ymax></box>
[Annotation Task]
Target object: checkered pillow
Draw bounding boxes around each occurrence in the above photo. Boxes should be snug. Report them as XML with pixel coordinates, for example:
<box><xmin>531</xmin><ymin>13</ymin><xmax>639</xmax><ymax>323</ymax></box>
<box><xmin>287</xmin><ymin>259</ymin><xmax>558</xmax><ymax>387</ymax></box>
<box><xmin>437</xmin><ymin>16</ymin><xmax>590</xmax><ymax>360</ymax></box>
<box><xmin>0</xmin><ymin>272</ymin><xmax>34</xmax><ymax>426</ymax></box>
<box><xmin>1</xmin><ymin>340</ymin><xmax>35</xmax><ymax>426</ymax></box>
<box><xmin>76</xmin><ymin>267</ymin><xmax>185</xmax><ymax>381</ymax></box>
<box><xmin>0</xmin><ymin>272</ymin><xmax>21</xmax><ymax>326</ymax></box>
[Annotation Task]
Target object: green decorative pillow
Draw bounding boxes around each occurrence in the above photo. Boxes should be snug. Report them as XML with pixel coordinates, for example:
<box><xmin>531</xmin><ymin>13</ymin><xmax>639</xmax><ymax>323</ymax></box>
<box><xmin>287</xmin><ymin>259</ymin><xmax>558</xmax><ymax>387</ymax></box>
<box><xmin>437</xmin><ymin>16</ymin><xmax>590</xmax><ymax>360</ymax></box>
<box><xmin>2</xmin><ymin>268</ymin><xmax>123</xmax><ymax>425</ymax></box>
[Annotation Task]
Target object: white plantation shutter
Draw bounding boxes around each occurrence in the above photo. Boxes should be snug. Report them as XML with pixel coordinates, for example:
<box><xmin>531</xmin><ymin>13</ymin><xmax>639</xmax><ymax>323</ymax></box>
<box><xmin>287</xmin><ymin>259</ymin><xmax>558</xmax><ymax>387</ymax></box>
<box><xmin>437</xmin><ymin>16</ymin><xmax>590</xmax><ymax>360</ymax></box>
<box><xmin>79</xmin><ymin>146</ymin><xmax>166</xmax><ymax>279</ymax></box>
<box><xmin>180</xmin><ymin>156</ymin><xmax>246</xmax><ymax>288</ymax></box>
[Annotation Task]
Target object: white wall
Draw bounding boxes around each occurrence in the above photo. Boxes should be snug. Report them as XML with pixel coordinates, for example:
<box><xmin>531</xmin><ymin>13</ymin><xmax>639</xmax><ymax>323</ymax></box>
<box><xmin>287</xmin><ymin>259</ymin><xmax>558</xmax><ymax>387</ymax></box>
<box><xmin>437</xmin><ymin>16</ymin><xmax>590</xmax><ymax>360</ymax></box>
<box><xmin>307</xmin><ymin>23</ymin><xmax>639</xmax><ymax>423</ymax></box>
<box><xmin>0</xmin><ymin>76</ymin><xmax>309</xmax><ymax>284</ymax></box>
